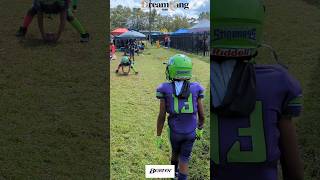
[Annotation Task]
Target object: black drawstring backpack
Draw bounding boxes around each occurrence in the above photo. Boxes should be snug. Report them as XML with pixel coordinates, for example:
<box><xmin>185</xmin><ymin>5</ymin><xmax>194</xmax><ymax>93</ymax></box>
<box><xmin>172</xmin><ymin>81</ymin><xmax>190</xmax><ymax>99</ymax></box>
<box><xmin>212</xmin><ymin>60</ymin><xmax>257</xmax><ymax>117</ymax></box>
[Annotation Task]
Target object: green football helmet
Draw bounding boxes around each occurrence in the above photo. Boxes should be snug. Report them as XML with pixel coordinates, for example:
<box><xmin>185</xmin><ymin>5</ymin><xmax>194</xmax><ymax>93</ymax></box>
<box><xmin>166</xmin><ymin>54</ymin><xmax>192</xmax><ymax>81</ymax></box>
<box><xmin>211</xmin><ymin>0</ymin><xmax>265</xmax><ymax>58</ymax></box>
<box><xmin>121</xmin><ymin>56</ymin><xmax>130</xmax><ymax>64</ymax></box>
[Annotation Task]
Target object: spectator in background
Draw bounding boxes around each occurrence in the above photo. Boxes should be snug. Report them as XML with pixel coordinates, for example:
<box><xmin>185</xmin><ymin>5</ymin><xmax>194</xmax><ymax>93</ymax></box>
<box><xmin>128</xmin><ymin>39</ymin><xmax>136</xmax><ymax>62</ymax></box>
<box><xmin>164</xmin><ymin>35</ymin><xmax>168</xmax><ymax>48</ymax></box>
<box><xmin>135</xmin><ymin>40</ymin><xmax>140</xmax><ymax>56</ymax></box>
<box><xmin>139</xmin><ymin>41</ymin><xmax>145</xmax><ymax>51</ymax></box>
<box><xmin>124</xmin><ymin>40</ymin><xmax>129</xmax><ymax>53</ymax></box>
<box><xmin>110</xmin><ymin>42</ymin><xmax>116</xmax><ymax>60</ymax></box>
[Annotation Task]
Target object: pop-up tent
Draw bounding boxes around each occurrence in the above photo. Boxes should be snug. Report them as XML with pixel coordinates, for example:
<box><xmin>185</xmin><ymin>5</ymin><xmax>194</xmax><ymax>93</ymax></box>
<box><xmin>188</xmin><ymin>19</ymin><xmax>210</xmax><ymax>33</ymax></box>
<box><xmin>111</xmin><ymin>28</ymin><xmax>129</xmax><ymax>36</ymax></box>
<box><xmin>116</xmin><ymin>30</ymin><xmax>146</xmax><ymax>39</ymax></box>
<box><xmin>172</xmin><ymin>28</ymin><xmax>191</xmax><ymax>35</ymax></box>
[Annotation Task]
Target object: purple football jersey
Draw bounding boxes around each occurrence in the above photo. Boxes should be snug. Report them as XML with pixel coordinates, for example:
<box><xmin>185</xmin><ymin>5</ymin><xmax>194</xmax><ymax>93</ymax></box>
<box><xmin>211</xmin><ymin>65</ymin><xmax>302</xmax><ymax>180</ymax></box>
<box><xmin>156</xmin><ymin>82</ymin><xmax>205</xmax><ymax>134</ymax></box>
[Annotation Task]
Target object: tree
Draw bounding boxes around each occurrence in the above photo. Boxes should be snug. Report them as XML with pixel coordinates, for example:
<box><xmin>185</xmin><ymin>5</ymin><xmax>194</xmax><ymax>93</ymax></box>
<box><xmin>110</xmin><ymin>5</ymin><xmax>131</xmax><ymax>30</ymax></box>
<box><xmin>127</xmin><ymin>8</ymin><xmax>148</xmax><ymax>30</ymax></box>
<box><xmin>110</xmin><ymin>6</ymin><xmax>201</xmax><ymax>32</ymax></box>
<box><xmin>198</xmin><ymin>12</ymin><xmax>210</xmax><ymax>20</ymax></box>
<box><xmin>170</xmin><ymin>15</ymin><xmax>191</xmax><ymax>31</ymax></box>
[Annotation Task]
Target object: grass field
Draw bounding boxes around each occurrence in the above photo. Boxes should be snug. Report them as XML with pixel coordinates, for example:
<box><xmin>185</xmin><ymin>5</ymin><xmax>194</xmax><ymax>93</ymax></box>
<box><xmin>110</xmin><ymin>46</ymin><xmax>210</xmax><ymax>179</ymax></box>
<box><xmin>0</xmin><ymin>1</ymin><xmax>108</xmax><ymax>179</ymax></box>
<box><xmin>259</xmin><ymin>0</ymin><xmax>320</xmax><ymax>179</ymax></box>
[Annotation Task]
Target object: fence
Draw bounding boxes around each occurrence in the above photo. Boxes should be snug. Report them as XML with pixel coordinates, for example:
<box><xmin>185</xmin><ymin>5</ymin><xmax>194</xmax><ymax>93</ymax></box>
<box><xmin>169</xmin><ymin>32</ymin><xmax>210</xmax><ymax>56</ymax></box>
<box><xmin>113</xmin><ymin>32</ymin><xmax>210</xmax><ymax>56</ymax></box>
<box><xmin>150</xmin><ymin>33</ymin><xmax>209</xmax><ymax>56</ymax></box>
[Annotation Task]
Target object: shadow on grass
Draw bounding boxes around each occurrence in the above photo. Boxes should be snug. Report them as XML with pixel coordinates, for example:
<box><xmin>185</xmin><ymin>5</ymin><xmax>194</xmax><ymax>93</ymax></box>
<box><xmin>18</xmin><ymin>37</ymin><xmax>60</xmax><ymax>48</ymax></box>
<box><xmin>115</xmin><ymin>73</ymin><xmax>139</xmax><ymax>77</ymax></box>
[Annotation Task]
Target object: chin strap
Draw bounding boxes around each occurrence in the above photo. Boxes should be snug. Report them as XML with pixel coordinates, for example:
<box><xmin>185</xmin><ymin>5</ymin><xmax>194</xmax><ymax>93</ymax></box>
<box><xmin>259</xmin><ymin>43</ymin><xmax>288</xmax><ymax>69</ymax></box>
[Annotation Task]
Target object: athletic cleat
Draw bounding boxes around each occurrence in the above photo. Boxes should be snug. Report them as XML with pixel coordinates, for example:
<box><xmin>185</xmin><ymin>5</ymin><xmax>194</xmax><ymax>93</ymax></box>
<box><xmin>170</xmin><ymin>171</ymin><xmax>179</xmax><ymax>180</ymax></box>
<box><xmin>80</xmin><ymin>33</ymin><xmax>90</xmax><ymax>42</ymax></box>
<box><xmin>15</xmin><ymin>27</ymin><xmax>27</xmax><ymax>37</ymax></box>
<box><xmin>115</xmin><ymin>70</ymin><xmax>119</xmax><ymax>73</ymax></box>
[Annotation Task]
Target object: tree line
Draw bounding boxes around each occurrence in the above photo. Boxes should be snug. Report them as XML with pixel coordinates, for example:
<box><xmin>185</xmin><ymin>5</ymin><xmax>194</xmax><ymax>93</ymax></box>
<box><xmin>110</xmin><ymin>5</ymin><xmax>209</xmax><ymax>32</ymax></box>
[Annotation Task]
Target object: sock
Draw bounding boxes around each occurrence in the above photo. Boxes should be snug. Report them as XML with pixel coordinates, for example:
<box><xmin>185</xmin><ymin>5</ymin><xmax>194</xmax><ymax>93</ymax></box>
<box><xmin>171</xmin><ymin>160</ymin><xmax>178</xmax><ymax>173</ymax></box>
<box><xmin>69</xmin><ymin>18</ymin><xmax>86</xmax><ymax>34</ymax></box>
<box><xmin>131</xmin><ymin>65</ymin><xmax>137</xmax><ymax>72</ymax></box>
<box><xmin>178</xmin><ymin>172</ymin><xmax>188</xmax><ymax>180</ymax></box>
<box><xmin>22</xmin><ymin>15</ymin><xmax>33</xmax><ymax>28</ymax></box>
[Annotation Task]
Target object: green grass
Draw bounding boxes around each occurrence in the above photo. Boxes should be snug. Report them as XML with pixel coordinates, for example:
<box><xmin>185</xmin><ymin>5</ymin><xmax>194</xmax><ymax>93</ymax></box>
<box><xmin>257</xmin><ymin>0</ymin><xmax>320</xmax><ymax>179</ymax></box>
<box><xmin>302</xmin><ymin>0</ymin><xmax>320</xmax><ymax>7</ymax></box>
<box><xmin>110</xmin><ymin>46</ymin><xmax>210</xmax><ymax>179</ymax></box>
<box><xmin>0</xmin><ymin>1</ymin><xmax>108</xmax><ymax>179</ymax></box>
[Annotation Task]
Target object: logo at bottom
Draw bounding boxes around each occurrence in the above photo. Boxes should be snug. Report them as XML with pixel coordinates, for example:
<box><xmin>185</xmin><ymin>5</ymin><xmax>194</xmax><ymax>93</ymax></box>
<box><xmin>145</xmin><ymin>165</ymin><xmax>175</xmax><ymax>178</ymax></box>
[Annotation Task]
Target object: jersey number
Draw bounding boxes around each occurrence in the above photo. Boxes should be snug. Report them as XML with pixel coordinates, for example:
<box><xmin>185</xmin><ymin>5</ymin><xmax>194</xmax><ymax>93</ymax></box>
<box><xmin>172</xmin><ymin>94</ymin><xmax>194</xmax><ymax>114</ymax></box>
<box><xmin>212</xmin><ymin>101</ymin><xmax>267</xmax><ymax>163</ymax></box>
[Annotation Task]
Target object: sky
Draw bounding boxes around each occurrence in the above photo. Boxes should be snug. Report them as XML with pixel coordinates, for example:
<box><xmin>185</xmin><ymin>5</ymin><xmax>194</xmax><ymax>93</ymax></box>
<box><xmin>110</xmin><ymin>0</ymin><xmax>209</xmax><ymax>18</ymax></box>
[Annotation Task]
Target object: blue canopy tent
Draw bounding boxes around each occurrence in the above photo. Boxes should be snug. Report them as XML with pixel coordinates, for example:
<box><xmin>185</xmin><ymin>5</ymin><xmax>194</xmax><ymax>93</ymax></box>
<box><xmin>188</xmin><ymin>19</ymin><xmax>210</xmax><ymax>33</ymax></box>
<box><xmin>172</xmin><ymin>28</ymin><xmax>191</xmax><ymax>35</ymax></box>
<box><xmin>140</xmin><ymin>30</ymin><xmax>162</xmax><ymax>36</ymax></box>
<box><xmin>116</xmin><ymin>30</ymin><xmax>146</xmax><ymax>39</ymax></box>
<box><xmin>114</xmin><ymin>30</ymin><xmax>146</xmax><ymax>51</ymax></box>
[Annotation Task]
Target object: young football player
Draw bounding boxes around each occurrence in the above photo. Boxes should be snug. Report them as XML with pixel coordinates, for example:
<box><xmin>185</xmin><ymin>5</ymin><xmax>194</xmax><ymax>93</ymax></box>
<box><xmin>156</xmin><ymin>54</ymin><xmax>205</xmax><ymax>180</ymax></box>
<box><xmin>16</xmin><ymin>0</ymin><xmax>89</xmax><ymax>42</ymax></box>
<box><xmin>115</xmin><ymin>52</ymin><xmax>138</xmax><ymax>74</ymax></box>
<box><xmin>210</xmin><ymin>0</ymin><xmax>304</xmax><ymax>180</ymax></box>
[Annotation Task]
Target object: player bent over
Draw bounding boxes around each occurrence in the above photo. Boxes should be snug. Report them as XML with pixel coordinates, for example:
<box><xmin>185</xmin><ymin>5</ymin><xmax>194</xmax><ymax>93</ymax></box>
<box><xmin>115</xmin><ymin>52</ymin><xmax>138</xmax><ymax>74</ymax></box>
<box><xmin>16</xmin><ymin>0</ymin><xmax>89</xmax><ymax>42</ymax></box>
